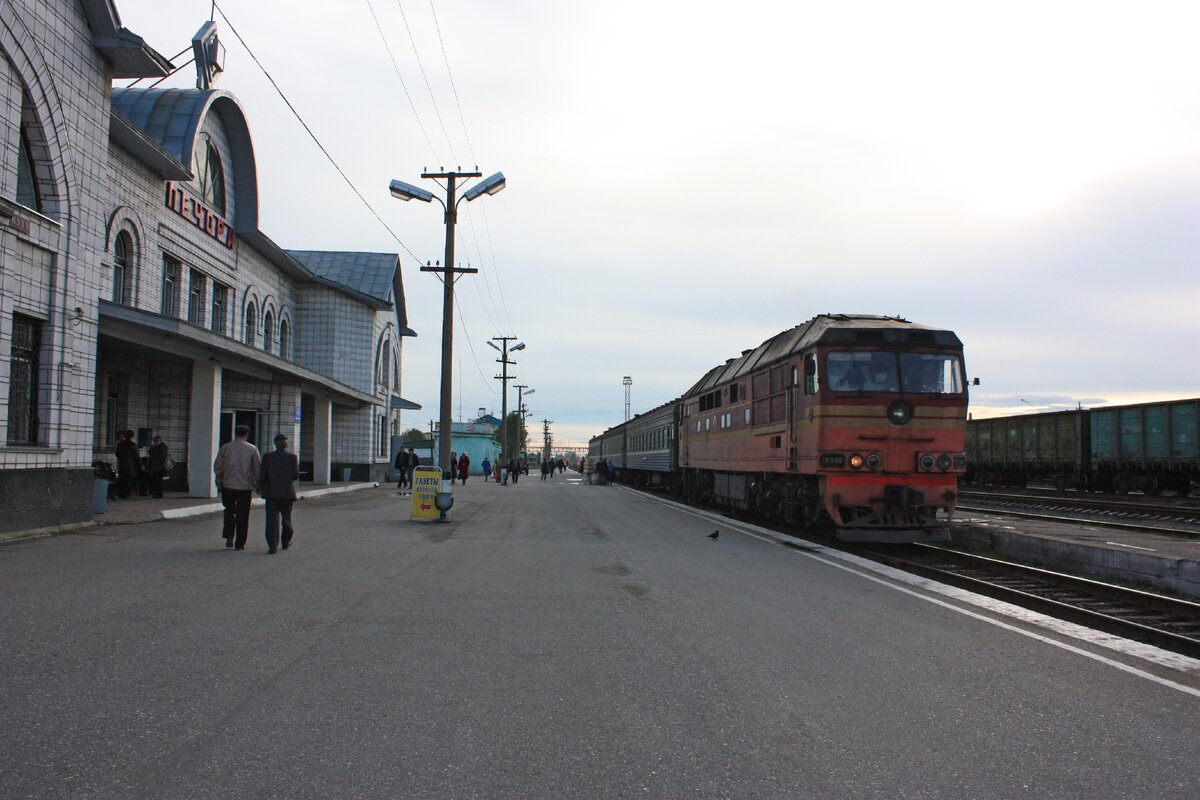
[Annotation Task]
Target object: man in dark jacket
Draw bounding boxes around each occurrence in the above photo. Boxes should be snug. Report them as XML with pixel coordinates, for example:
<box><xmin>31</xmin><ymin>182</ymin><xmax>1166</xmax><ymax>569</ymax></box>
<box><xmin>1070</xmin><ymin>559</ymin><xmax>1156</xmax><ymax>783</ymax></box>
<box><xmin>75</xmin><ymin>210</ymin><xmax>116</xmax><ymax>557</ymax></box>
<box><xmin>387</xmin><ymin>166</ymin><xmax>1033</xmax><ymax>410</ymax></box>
<box><xmin>395</xmin><ymin>447</ymin><xmax>410</xmax><ymax>490</ymax></box>
<box><xmin>259</xmin><ymin>433</ymin><xmax>299</xmax><ymax>554</ymax></box>
<box><xmin>114</xmin><ymin>430</ymin><xmax>142</xmax><ymax>499</ymax></box>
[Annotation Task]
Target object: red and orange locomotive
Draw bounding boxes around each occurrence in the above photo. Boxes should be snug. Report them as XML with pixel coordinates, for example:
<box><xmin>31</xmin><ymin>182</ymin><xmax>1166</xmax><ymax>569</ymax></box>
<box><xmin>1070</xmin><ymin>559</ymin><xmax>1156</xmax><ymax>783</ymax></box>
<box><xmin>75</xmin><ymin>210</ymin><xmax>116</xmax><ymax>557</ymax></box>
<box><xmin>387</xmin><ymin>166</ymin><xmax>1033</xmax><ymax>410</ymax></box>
<box><xmin>593</xmin><ymin>315</ymin><xmax>969</xmax><ymax>543</ymax></box>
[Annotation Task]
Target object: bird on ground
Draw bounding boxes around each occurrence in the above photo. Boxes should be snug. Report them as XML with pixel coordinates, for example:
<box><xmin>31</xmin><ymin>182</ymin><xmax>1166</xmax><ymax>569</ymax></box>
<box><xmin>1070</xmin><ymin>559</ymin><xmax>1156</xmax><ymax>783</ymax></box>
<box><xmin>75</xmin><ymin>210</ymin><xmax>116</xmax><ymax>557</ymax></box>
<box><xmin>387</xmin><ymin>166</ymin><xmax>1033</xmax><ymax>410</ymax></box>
<box><xmin>708</xmin><ymin>530</ymin><xmax>719</xmax><ymax>540</ymax></box>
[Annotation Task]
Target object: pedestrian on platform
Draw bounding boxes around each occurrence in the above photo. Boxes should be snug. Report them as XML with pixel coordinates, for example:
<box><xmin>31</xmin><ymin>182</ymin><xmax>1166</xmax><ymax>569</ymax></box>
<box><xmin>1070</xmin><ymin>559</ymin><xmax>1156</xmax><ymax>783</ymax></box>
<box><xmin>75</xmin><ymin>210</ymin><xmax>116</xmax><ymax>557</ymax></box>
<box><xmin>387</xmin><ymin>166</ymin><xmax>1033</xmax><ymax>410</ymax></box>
<box><xmin>541</xmin><ymin>460</ymin><xmax>550</xmax><ymax>480</ymax></box>
<box><xmin>395</xmin><ymin>448</ymin><xmax>410</xmax><ymax>490</ymax></box>
<box><xmin>115</xmin><ymin>430</ymin><xmax>141</xmax><ymax>499</ymax></box>
<box><xmin>147</xmin><ymin>436</ymin><xmax>170</xmax><ymax>498</ymax></box>
<box><xmin>607</xmin><ymin>458</ymin><xmax>616</xmax><ymax>485</ymax></box>
<box><xmin>481</xmin><ymin>456</ymin><xmax>491</xmax><ymax>481</ymax></box>
<box><xmin>214</xmin><ymin>424</ymin><xmax>261</xmax><ymax>550</ymax></box>
<box><xmin>448</xmin><ymin>451</ymin><xmax>458</xmax><ymax>484</ymax></box>
<box><xmin>458</xmin><ymin>452</ymin><xmax>471</xmax><ymax>485</ymax></box>
<box><xmin>407</xmin><ymin>448</ymin><xmax>419</xmax><ymax>487</ymax></box>
<box><xmin>259</xmin><ymin>433</ymin><xmax>299</xmax><ymax>554</ymax></box>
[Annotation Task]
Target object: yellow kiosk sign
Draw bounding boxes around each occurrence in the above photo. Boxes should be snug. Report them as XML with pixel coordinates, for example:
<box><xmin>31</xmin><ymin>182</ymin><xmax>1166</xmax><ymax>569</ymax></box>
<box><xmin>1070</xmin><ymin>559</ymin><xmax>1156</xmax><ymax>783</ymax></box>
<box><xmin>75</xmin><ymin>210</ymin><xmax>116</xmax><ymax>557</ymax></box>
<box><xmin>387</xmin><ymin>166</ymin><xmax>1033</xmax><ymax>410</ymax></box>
<box><xmin>410</xmin><ymin>466</ymin><xmax>443</xmax><ymax>520</ymax></box>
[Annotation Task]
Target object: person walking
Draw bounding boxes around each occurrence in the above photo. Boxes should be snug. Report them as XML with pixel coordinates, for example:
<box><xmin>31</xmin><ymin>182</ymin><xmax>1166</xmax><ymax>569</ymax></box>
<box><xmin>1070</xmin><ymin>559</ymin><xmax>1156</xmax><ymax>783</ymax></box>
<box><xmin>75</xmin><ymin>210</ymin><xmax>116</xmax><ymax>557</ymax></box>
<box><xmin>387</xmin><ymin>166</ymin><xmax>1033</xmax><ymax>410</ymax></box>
<box><xmin>448</xmin><ymin>451</ymin><xmax>458</xmax><ymax>485</ymax></box>
<box><xmin>259</xmin><ymin>433</ymin><xmax>299</xmax><ymax>554</ymax></box>
<box><xmin>214</xmin><ymin>424</ymin><xmax>261</xmax><ymax>550</ymax></box>
<box><xmin>114</xmin><ymin>430</ymin><xmax>142</xmax><ymax>499</ymax></box>
<box><xmin>458</xmin><ymin>452</ymin><xmax>471</xmax><ymax>485</ymax></box>
<box><xmin>147</xmin><ymin>436</ymin><xmax>170</xmax><ymax>498</ymax></box>
<box><xmin>481</xmin><ymin>456</ymin><xmax>491</xmax><ymax>481</ymax></box>
<box><xmin>407</xmin><ymin>448</ymin><xmax>419</xmax><ymax>487</ymax></box>
<box><xmin>395</xmin><ymin>447</ymin><xmax>410</xmax><ymax>490</ymax></box>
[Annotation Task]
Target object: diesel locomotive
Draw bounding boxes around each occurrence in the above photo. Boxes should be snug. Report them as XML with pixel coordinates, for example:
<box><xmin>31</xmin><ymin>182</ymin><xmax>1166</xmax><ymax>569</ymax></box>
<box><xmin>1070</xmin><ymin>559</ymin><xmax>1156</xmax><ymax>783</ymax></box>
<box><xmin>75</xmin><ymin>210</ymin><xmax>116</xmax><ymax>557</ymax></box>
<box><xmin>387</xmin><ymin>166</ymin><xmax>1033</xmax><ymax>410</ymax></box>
<box><xmin>590</xmin><ymin>314</ymin><xmax>970</xmax><ymax>543</ymax></box>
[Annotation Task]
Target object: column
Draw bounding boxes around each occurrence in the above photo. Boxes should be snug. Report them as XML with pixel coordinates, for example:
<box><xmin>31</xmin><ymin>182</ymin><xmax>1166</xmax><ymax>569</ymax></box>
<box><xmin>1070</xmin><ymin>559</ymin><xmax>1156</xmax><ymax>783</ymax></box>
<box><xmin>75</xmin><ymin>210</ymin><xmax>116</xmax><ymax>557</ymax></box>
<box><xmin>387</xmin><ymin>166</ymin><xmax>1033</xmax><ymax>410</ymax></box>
<box><xmin>312</xmin><ymin>395</ymin><xmax>332</xmax><ymax>485</ymax></box>
<box><xmin>188</xmin><ymin>360</ymin><xmax>222</xmax><ymax>498</ymax></box>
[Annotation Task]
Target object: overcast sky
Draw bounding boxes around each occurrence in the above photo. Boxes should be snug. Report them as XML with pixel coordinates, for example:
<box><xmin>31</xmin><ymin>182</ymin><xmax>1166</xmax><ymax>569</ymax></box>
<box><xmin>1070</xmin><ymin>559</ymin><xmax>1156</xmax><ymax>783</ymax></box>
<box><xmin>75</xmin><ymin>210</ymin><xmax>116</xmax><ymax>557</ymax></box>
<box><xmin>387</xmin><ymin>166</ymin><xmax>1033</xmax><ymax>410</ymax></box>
<box><xmin>115</xmin><ymin>0</ymin><xmax>1200</xmax><ymax>452</ymax></box>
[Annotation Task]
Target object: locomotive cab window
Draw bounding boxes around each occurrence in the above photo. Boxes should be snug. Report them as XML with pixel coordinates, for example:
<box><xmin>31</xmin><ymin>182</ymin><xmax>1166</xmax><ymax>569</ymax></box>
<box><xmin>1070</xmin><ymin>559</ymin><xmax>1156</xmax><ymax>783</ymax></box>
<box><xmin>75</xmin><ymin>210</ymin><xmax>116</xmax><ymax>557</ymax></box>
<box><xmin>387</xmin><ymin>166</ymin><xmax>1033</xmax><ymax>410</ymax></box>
<box><xmin>828</xmin><ymin>352</ymin><xmax>896</xmax><ymax>392</ymax></box>
<box><xmin>829</xmin><ymin>351</ymin><xmax>963</xmax><ymax>394</ymax></box>
<box><xmin>899</xmin><ymin>353</ymin><xmax>964</xmax><ymax>394</ymax></box>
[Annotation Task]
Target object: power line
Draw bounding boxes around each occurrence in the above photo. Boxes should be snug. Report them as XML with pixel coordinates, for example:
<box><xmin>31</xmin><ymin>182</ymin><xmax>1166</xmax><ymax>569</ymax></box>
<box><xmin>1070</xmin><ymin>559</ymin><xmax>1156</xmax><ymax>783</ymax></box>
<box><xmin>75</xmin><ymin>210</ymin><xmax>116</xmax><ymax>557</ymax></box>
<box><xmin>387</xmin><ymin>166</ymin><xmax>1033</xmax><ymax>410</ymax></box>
<box><xmin>396</xmin><ymin>0</ymin><xmax>458</xmax><ymax>165</ymax></box>
<box><xmin>211</xmin><ymin>2</ymin><xmax>420</xmax><ymax>262</ymax></box>
<box><xmin>363</xmin><ymin>0</ymin><xmax>441</xmax><ymax>166</ymax></box>
<box><xmin>429</xmin><ymin>0</ymin><xmax>477</xmax><ymax>167</ymax></box>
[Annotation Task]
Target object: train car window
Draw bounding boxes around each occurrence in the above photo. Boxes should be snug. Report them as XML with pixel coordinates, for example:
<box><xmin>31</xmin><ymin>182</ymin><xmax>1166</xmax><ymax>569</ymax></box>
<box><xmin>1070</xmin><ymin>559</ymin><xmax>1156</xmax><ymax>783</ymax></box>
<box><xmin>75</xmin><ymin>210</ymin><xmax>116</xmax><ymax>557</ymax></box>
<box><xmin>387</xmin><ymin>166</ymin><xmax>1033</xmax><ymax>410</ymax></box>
<box><xmin>744</xmin><ymin>408</ymin><xmax>751</xmax><ymax>425</ymax></box>
<box><xmin>899</xmin><ymin>353</ymin><xmax>964</xmax><ymax>394</ymax></box>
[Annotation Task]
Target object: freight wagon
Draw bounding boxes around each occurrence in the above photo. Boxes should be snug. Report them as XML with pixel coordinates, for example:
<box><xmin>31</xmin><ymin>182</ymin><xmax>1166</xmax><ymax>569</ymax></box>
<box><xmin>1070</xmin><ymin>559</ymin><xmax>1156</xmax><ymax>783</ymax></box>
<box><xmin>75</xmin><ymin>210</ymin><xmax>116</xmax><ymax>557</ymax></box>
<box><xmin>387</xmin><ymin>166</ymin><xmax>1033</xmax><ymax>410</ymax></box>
<box><xmin>964</xmin><ymin>398</ymin><xmax>1199</xmax><ymax>494</ymax></box>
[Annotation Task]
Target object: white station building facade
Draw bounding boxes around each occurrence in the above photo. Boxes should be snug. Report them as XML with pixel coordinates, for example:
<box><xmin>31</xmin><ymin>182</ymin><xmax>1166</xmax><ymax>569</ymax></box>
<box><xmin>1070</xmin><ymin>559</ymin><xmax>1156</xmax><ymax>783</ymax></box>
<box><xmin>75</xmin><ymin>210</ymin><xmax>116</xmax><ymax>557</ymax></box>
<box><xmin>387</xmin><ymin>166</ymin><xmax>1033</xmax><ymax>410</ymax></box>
<box><xmin>0</xmin><ymin>0</ymin><xmax>418</xmax><ymax>532</ymax></box>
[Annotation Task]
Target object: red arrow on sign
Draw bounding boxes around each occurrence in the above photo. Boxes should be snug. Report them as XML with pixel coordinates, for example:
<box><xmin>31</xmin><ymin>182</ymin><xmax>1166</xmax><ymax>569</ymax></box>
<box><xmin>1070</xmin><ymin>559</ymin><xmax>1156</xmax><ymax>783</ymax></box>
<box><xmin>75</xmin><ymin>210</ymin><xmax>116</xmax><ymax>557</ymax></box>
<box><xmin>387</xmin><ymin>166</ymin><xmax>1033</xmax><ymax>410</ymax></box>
<box><xmin>420</xmin><ymin>503</ymin><xmax>431</xmax><ymax>511</ymax></box>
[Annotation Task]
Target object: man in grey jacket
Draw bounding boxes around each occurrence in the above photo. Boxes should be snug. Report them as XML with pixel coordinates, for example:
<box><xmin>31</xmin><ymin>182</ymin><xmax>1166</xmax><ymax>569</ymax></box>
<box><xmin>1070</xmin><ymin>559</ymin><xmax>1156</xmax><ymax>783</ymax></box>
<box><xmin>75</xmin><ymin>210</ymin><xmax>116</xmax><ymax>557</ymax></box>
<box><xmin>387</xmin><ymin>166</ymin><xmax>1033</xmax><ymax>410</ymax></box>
<box><xmin>214</xmin><ymin>425</ymin><xmax>261</xmax><ymax>550</ymax></box>
<box><xmin>259</xmin><ymin>433</ymin><xmax>299</xmax><ymax>554</ymax></box>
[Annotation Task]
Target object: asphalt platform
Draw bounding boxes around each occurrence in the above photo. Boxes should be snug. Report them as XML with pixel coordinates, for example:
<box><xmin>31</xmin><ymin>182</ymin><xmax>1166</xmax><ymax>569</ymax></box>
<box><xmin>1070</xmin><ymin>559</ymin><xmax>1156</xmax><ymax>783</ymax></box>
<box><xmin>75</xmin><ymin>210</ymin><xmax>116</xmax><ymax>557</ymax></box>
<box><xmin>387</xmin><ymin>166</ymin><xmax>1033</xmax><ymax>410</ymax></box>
<box><xmin>4</xmin><ymin>478</ymin><xmax>1198</xmax><ymax>599</ymax></box>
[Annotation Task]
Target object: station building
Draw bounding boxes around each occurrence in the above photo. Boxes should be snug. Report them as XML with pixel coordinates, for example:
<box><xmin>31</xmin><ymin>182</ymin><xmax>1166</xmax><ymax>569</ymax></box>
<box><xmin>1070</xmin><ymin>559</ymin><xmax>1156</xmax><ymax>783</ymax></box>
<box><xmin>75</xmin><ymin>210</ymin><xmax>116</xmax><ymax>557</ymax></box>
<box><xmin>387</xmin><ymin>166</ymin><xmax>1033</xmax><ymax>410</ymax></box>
<box><xmin>0</xmin><ymin>0</ymin><xmax>418</xmax><ymax>533</ymax></box>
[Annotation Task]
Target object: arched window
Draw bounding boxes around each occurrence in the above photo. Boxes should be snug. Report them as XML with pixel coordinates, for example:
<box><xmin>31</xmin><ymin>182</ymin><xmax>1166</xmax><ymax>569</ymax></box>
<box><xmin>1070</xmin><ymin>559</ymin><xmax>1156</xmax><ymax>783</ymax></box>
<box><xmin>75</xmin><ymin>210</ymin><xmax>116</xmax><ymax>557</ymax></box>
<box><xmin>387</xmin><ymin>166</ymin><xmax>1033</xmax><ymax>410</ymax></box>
<box><xmin>381</xmin><ymin>343</ymin><xmax>391</xmax><ymax>387</ymax></box>
<box><xmin>193</xmin><ymin>135</ymin><xmax>227</xmax><ymax>215</ymax></box>
<box><xmin>112</xmin><ymin>231</ymin><xmax>133</xmax><ymax>305</ymax></box>
<box><xmin>16</xmin><ymin>127</ymin><xmax>41</xmax><ymax>212</ymax></box>
<box><xmin>278</xmin><ymin>319</ymin><xmax>290</xmax><ymax>360</ymax></box>
<box><xmin>244</xmin><ymin>303</ymin><xmax>256</xmax><ymax>346</ymax></box>
<box><xmin>262</xmin><ymin>310</ymin><xmax>274</xmax><ymax>354</ymax></box>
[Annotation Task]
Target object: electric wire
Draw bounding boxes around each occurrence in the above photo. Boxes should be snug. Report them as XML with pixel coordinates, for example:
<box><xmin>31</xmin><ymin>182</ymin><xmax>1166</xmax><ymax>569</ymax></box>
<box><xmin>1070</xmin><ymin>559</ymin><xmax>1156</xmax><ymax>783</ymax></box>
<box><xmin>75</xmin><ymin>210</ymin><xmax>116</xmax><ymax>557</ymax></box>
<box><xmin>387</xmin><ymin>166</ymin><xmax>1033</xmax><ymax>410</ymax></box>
<box><xmin>429</xmin><ymin>0</ymin><xmax>477</xmax><ymax>167</ymax></box>
<box><xmin>211</xmin><ymin>1</ymin><xmax>421</xmax><ymax>263</ymax></box>
<box><xmin>363</xmin><ymin>0</ymin><xmax>441</xmax><ymax>166</ymax></box>
<box><xmin>395</xmin><ymin>0</ymin><xmax>459</xmax><ymax>165</ymax></box>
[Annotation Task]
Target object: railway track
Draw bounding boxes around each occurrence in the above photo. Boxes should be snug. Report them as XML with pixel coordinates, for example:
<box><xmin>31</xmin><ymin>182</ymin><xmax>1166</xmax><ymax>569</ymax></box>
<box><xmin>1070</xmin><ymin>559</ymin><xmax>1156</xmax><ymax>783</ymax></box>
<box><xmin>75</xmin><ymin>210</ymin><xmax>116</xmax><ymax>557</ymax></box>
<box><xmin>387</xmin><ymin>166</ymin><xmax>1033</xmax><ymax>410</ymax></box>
<box><xmin>852</xmin><ymin>543</ymin><xmax>1200</xmax><ymax>659</ymax></box>
<box><xmin>957</xmin><ymin>490</ymin><xmax>1200</xmax><ymax>535</ymax></box>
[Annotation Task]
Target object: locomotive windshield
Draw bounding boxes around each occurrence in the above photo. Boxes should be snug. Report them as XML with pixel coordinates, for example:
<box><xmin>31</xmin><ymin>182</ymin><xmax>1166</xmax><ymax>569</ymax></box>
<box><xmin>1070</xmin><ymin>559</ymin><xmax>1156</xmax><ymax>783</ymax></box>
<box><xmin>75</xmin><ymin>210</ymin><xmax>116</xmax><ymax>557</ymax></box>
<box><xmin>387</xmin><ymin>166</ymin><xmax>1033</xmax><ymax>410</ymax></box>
<box><xmin>828</xmin><ymin>351</ymin><xmax>963</xmax><ymax>394</ymax></box>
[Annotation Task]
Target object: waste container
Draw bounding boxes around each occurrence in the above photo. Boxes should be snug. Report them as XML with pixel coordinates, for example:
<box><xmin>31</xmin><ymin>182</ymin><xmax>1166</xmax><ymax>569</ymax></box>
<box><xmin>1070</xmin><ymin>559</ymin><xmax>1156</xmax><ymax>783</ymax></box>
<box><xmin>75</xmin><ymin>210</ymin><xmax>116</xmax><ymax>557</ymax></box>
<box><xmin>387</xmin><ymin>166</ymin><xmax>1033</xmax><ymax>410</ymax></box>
<box><xmin>94</xmin><ymin>479</ymin><xmax>109</xmax><ymax>513</ymax></box>
<box><xmin>342</xmin><ymin>468</ymin><xmax>352</xmax><ymax>482</ymax></box>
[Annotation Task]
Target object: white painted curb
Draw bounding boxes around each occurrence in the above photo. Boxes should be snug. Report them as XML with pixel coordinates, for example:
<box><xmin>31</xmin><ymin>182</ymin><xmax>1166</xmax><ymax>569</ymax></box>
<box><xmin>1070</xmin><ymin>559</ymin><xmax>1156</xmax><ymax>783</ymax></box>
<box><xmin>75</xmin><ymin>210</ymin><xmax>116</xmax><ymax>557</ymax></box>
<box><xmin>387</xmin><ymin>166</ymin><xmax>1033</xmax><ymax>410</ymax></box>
<box><xmin>160</xmin><ymin>482</ymin><xmax>380</xmax><ymax>520</ymax></box>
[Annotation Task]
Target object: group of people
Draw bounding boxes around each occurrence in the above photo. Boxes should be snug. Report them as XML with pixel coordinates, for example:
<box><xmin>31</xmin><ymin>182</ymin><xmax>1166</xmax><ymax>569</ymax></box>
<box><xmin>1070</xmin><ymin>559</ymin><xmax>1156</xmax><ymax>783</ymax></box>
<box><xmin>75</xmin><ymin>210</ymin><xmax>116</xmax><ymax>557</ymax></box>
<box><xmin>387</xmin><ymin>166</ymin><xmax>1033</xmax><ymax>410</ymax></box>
<box><xmin>447</xmin><ymin>452</ymin><xmax>471</xmax><ymax>485</ymax></box>
<box><xmin>393</xmin><ymin>448</ymin><xmax>575</xmax><ymax>487</ymax></box>
<box><xmin>393</xmin><ymin>447</ymin><xmax>420</xmax><ymax>490</ymax></box>
<box><xmin>212</xmin><ymin>425</ymin><xmax>299</xmax><ymax>555</ymax></box>
<box><xmin>539</xmin><ymin>458</ymin><xmax>569</xmax><ymax>480</ymax></box>
<box><xmin>112</xmin><ymin>430</ymin><xmax>172</xmax><ymax>499</ymax></box>
<box><xmin>594</xmin><ymin>458</ymin><xmax>617</xmax><ymax>485</ymax></box>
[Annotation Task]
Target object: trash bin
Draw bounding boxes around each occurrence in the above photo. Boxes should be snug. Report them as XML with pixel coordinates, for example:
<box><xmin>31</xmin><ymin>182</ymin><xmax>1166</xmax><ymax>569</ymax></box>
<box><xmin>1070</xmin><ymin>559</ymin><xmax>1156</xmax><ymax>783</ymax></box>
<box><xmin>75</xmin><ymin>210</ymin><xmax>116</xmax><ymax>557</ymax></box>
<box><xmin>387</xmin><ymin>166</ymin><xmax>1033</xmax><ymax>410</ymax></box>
<box><xmin>342</xmin><ymin>468</ymin><xmax>352</xmax><ymax>482</ymax></box>
<box><xmin>94</xmin><ymin>479</ymin><xmax>109</xmax><ymax>513</ymax></box>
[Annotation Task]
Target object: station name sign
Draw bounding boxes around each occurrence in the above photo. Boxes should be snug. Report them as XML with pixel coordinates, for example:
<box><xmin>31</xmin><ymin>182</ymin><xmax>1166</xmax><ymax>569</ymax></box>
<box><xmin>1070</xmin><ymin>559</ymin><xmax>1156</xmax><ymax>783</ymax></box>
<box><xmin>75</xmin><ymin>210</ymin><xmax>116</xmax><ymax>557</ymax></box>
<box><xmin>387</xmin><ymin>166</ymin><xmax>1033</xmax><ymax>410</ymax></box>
<box><xmin>165</xmin><ymin>182</ymin><xmax>234</xmax><ymax>248</ymax></box>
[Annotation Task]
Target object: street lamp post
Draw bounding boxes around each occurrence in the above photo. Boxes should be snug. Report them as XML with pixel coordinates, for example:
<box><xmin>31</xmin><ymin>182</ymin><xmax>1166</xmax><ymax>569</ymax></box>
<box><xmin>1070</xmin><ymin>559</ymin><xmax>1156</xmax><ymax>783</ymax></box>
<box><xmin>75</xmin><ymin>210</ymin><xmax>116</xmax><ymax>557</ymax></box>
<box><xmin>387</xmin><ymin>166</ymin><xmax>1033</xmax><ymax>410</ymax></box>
<box><xmin>488</xmin><ymin>337</ymin><xmax>523</xmax><ymax>482</ymax></box>
<box><xmin>515</xmin><ymin>384</ymin><xmax>532</xmax><ymax>459</ymax></box>
<box><xmin>389</xmin><ymin>170</ymin><xmax>505</xmax><ymax>515</ymax></box>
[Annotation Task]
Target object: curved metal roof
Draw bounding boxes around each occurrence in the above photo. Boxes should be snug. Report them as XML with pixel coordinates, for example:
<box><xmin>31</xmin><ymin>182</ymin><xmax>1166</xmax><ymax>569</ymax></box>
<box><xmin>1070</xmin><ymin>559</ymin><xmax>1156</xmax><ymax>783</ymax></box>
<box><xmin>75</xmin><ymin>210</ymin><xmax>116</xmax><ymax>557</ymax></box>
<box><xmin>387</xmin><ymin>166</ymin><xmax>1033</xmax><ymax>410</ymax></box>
<box><xmin>111</xmin><ymin>88</ymin><xmax>218</xmax><ymax>167</ymax></box>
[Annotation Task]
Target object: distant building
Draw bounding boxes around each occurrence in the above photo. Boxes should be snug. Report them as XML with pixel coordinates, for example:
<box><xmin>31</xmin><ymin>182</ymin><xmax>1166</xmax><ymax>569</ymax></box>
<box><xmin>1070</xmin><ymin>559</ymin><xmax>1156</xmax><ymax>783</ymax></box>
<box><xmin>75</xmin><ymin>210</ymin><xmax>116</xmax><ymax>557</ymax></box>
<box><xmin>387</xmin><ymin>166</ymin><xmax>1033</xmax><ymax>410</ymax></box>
<box><xmin>430</xmin><ymin>415</ymin><xmax>501</xmax><ymax>475</ymax></box>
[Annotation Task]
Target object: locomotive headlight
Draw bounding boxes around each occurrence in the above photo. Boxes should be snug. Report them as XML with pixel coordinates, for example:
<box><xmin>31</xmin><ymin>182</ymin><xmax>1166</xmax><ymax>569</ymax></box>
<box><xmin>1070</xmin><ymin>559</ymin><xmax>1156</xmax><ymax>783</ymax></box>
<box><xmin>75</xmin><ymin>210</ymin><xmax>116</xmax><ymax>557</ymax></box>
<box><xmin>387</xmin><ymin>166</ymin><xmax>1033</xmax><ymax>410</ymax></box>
<box><xmin>937</xmin><ymin>454</ymin><xmax>952</xmax><ymax>471</ymax></box>
<box><xmin>920</xmin><ymin>454</ymin><xmax>936</xmax><ymax>471</ymax></box>
<box><xmin>849</xmin><ymin>453</ymin><xmax>865</xmax><ymax>470</ymax></box>
<box><xmin>865</xmin><ymin>453</ymin><xmax>881</xmax><ymax>470</ymax></box>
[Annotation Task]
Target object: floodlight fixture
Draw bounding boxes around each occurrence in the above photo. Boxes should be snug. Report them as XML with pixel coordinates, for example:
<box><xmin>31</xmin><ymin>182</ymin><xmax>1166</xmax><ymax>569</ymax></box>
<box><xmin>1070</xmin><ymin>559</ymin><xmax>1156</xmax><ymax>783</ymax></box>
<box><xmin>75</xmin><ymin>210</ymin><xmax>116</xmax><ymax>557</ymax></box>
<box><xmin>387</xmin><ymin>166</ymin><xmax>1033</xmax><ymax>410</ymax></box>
<box><xmin>486</xmin><ymin>340</ymin><xmax>502</xmax><ymax>352</ymax></box>
<box><xmin>389</xmin><ymin>179</ymin><xmax>435</xmax><ymax>203</ymax></box>
<box><xmin>462</xmin><ymin>172</ymin><xmax>506</xmax><ymax>202</ymax></box>
<box><xmin>510</xmin><ymin>341</ymin><xmax>526</xmax><ymax>352</ymax></box>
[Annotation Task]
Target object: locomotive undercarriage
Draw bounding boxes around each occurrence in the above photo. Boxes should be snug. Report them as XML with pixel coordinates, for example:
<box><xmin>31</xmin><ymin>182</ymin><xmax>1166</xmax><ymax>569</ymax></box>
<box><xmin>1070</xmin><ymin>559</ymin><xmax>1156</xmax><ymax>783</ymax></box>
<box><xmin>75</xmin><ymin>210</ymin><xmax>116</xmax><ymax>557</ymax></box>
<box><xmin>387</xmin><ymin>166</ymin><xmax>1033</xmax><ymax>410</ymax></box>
<box><xmin>678</xmin><ymin>468</ymin><xmax>950</xmax><ymax>542</ymax></box>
